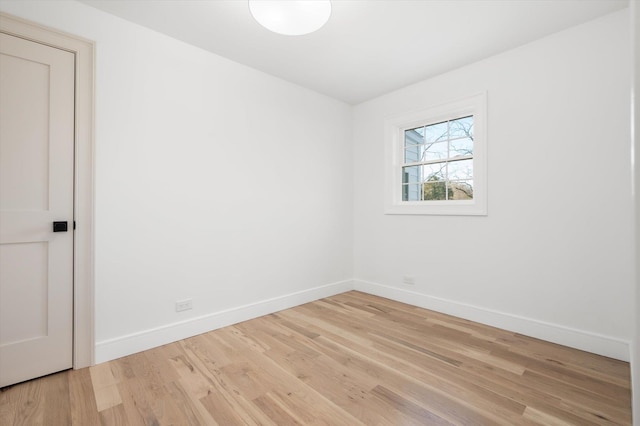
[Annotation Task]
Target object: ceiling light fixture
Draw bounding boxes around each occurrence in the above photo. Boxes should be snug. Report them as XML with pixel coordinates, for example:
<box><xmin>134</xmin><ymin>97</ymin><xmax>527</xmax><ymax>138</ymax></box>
<box><xmin>248</xmin><ymin>0</ymin><xmax>332</xmax><ymax>36</ymax></box>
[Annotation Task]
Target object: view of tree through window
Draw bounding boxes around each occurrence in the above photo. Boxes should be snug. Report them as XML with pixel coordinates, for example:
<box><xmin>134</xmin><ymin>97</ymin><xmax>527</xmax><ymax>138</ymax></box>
<box><xmin>402</xmin><ymin>115</ymin><xmax>473</xmax><ymax>201</ymax></box>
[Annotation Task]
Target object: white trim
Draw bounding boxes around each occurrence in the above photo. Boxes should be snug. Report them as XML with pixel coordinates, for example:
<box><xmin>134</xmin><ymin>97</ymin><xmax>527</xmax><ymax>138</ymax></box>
<box><xmin>95</xmin><ymin>280</ymin><xmax>354</xmax><ymax>363</ymax></box>
<box><xmin>0</xmin><ymin>13</ymin><xmax>95</xmax><ymax>369</ymax></box>
<box><xmin>96</xmin><ymin>278</ymin><xmax>630</xmax><ymax>363</ymax></box>
<box><xmin>353</xmin><ymin>279</ymin><xmax>630</xmax><ymax>361</ymax></box>
<box><xmin>630</xmin><ymin>0</ymin><xmax>640</xmax><ymax>422</ymax></box>
<box><xmin>384</xmin><ymin>92</ymin><xmax>488</xmax><ymax>215</ymax></box>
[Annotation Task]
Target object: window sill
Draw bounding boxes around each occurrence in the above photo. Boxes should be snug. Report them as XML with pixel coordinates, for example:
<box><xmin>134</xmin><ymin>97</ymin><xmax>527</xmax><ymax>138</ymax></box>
<box><xmin>384</xmin><ymin>200</ymin><xmax>487</xmax><ymax>216</ymax></box>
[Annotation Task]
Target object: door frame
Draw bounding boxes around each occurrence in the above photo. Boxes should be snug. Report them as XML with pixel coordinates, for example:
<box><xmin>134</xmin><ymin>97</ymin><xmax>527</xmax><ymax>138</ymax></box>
<box><xmin>0</xmin><ymin>13</ymin><xmax>95</xmax><ymax>369</ymax></box>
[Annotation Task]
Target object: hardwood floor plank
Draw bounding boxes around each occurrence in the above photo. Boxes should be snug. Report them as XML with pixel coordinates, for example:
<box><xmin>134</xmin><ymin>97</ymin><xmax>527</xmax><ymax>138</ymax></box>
<box><xmin>68</xmin><ymin>367</ymin><xmax>100</xmax><ymax>426</ymax></box>
<box><xmin>90</xmin><ymin>363</ymin><xmax>122</xmax><ymax>412</ymax></box>
<box><xmin>164</xmin><ymin>380</ymin><xmax>218</xmax><ymax>425</ymax></box>
<box><xmin>42</xmin><ymin>372</ymin><xmax>71</xmax><ymax>426</ymax></box>
<box><xmin>253</xmin><ymin>393</ymin><xmax>304</xmax><ymax>425</ymax></box>
<box><xmin>370</xmin><ymin>329</ymin><xmax>465</xmax><ymax>367</ymax></box>
<box><xmin>495</xmin><ymin>347</ymin><xmax>631</xmax><ymax>406</ymax></box>
<box><xmin>2</xmin><ymin>291</ymin><xmax>631</xmax><ymax>425</ymax></box>
<box><xmin>143</xmin><ymin>343</ymin><xmax>183</xmax><ymax>385</ymax></box>
<box><xmin>520</xmin><ymin>370</ymin><xmax>631</xmax><ymax>424</ymax></box>
<box><xmin>503</xmin><ymin>332</ymin><xmax>630</xmax><ymax>383</ymax></box>
<box><xmin>238</xmin><ymin>318</ymin><xmax>322</xmax><ymax>358</ymax></box>
<box><xmin>0</xmin><ymin>399</ymin><xmax>16</xmax><ymax>425</ymax></box>
<box><xmin>370</xmin><ymin>385</ymin><xmax>458</xmax><ymax>426</ymax></box>
<box><xmin>168</xmin><ymin>354</ymin><xmax>215</xmax><ymax>400</ymax></box>
<box><xmin>113</xmin><ymin>379</ymin><xmax>150</xmax><ymax>426</ymax></box>
<box><xmin>116</xmin><ymin>376</ymin><xmax>161</xmax><ymax>426</ymax></box>
<box><xmin>98</xmin><ymin>403</ymin><xmax>127</xmax><ymax>426</ymax></box>
<box><xmin>199</xmin><ymin>388</ymin><xmax>253</xmax><ymax>425</ymax></box>
<box><xmin>522</xmin><ymin>405</ymin><xmax>577</xmax><ymax>426</ymax></box>
<box><xmin>3</xmin><ymin>373</ymin><xmax>46</xmax><ymax>424</ymax></box>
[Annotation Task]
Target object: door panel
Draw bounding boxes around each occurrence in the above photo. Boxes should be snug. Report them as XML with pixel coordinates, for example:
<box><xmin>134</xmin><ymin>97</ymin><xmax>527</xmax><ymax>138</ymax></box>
<box><xmin>0</xmin><ymin>32</ymin><xmax>75</xmax><ymax>387</ymax></box>
<box><xmin>0</xmin><ymin>53</ymin><xmax>49</xmax><ymax>211</ymax></box>
<box><xmin>0</xmin><ymin>242</ymin><xmax>48</xmax><ymax>345</ymax></box>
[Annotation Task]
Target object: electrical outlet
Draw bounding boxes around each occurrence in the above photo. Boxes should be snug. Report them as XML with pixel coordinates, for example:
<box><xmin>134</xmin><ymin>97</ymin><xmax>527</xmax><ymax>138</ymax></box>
<box><xmin>175</xmin><ymin>299</ymin><xmax>193</xmax><ymax>312</ymax></box>
<box><xmin>403</xmin><ymin>275</ymin><xmax>415</xmax><ymax>285</ymax></box>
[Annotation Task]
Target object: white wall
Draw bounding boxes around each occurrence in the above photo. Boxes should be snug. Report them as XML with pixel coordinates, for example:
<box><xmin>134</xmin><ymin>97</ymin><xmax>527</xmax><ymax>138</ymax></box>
<box><xmin>0</xmin><ymin>0</ymin><xmax>354</xmax><ymax>362</ymax></box>
<box><xmin>353</xmin><ymin>10</ymin><xmax>634</xmax><ymax>360</ymax></box>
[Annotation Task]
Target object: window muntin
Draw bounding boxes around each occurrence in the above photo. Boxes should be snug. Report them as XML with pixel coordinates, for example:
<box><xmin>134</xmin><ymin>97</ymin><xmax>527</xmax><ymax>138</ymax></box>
<box><xmin>401</xmin><ymin>116</ymin><xmax>474</xmax><ymax>202</ymax></box>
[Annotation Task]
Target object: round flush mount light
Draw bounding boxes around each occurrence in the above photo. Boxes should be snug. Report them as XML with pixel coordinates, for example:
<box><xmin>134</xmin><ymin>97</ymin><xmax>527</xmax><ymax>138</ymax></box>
<box><xmin>249</xmin><ymin>0</ymin><xmax>332</xmax><ymax>36</ymax></box>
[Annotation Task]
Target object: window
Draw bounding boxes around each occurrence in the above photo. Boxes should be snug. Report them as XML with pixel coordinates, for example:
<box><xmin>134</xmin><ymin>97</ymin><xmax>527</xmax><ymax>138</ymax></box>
<box><xmin>402</xmin><ymin>116</ymin><xmax>474</xmax><ymax>202</ymax></box>
<box><xmin>385</xmin><ymin>93</ymin><xmax>487</xmax><ymax>215</ymax></box>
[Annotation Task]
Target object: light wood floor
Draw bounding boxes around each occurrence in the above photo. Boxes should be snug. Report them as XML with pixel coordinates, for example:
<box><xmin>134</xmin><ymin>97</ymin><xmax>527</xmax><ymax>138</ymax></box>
<box><xmin>0</xmin><ymin>291</ymin><xmax>632</xmax><ymax>425</ymax></box>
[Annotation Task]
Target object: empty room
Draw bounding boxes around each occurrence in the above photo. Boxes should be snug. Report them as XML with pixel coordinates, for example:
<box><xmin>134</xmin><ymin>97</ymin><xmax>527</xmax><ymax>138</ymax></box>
<box><xmin>1</xmin><ymin>0</ymin><xmax>639</xmax><ymax>424</ymax></box>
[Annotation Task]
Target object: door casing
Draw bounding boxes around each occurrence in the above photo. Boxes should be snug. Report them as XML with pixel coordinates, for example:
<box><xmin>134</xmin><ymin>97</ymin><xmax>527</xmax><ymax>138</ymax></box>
<box><xmin>0</xmin><ymin>12</ymin><xmax>95</xmax><ymax>369</ymax></box>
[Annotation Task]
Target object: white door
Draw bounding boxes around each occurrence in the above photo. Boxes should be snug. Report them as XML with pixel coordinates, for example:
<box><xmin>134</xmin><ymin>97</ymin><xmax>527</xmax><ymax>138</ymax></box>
<box><xmin>0</xmin><ymin>32</ymin><xmax>75</xmax><ymax>387</ymax></box>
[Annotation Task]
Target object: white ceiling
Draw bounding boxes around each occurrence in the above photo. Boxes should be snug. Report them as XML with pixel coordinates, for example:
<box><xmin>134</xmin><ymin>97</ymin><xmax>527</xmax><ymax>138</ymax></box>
<box><xmin>79</xmin><ymin>0</ymin><xmax>628</xmax><ymax>105</ymax></box>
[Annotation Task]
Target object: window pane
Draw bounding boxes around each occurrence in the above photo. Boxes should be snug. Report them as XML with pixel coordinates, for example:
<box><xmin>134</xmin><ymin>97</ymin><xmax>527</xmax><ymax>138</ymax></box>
<box><xmin>402</xmin><ymin>184</ymin><xmax>421</xmax><ymax>201</ymax></box>
<box><xmin>405</xmin><ymin>141</ymin><xmax>449</xmax><ymax>163</ymax></box>
<box><xmin>425</xmin><ymin>121</ymin><xmax>448</xmax><ymax>143</ymax></box>
<box><xmin>447</xmin><ymin>159</ymin><xmax>473</xmax><ymax>180</ymax></box>
<box><xmin>402</xmin><ymin>166</ymin><xmax>422</xmax><ymax>184</ymax></box>
<box><xmin>449</xmin><ymin>116</ymin><xmax>473</xmax><ymax>139</ymax></box>
<box><xmin>404</xmin><ymin>144</ymin><xmax>423</xmax><ymax>163</ymax></box>
<box><xmin>423</xmin><ymin>181</ymin><xmax>449</xmax><ymax>200</ymax></box>
<box><xmin>404</xmin><ymin>126</ymin><xmax>424</xmax><ymax>146</ymax></box>
<box><xmin>450</xmin><ymin>180</ymin><xmax>473</xmax><ymax>200</ymax></box>
<box><xmin>450</xmin><ymin>137</ymin><xmax>473</xmax><ymax>158</ymax></box>
<box><xmin>423</xmin><ymin>163</ymin><xmax>446</xmax><ymax>182</ymax></box>
<box><xmin>423</xmin><ymin>141</ymin><xmax>448</xmax><ymax>162</ymax></box>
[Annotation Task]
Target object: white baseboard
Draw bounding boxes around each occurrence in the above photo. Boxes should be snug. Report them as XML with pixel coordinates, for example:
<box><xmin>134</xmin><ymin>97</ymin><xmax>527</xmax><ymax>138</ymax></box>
<box><xmin>95</xmin><ymin>278</ymin><xmax>630</xmax><ymax>364</ymax></box>
<box><xmin>353</xmin><ymin>279</ymin><xmax>630</xmax><ymax>362</ymax></box>
<box><xmin>95</xmin><ymin>279</ymin><xmax>354</xmax><ymax>364</ymax></box>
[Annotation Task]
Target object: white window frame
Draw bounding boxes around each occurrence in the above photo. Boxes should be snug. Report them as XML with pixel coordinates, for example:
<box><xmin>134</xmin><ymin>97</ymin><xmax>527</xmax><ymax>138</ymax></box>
<box><xmin>384</xmin><ymin>92</ymin><xmax>487</xmax><ymax>216</ymax></box>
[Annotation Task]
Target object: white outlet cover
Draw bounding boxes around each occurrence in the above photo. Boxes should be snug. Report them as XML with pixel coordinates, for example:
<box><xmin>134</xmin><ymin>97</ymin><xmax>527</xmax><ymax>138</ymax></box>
<box><xmin>403</xmin><ymin>276</ymin><xmax>415</xmax><ymax>285</ymax></box>
<box><xmin>176</xmin><ymin>299</ymin><xmax>193</xmax><ymax>312</ymax></box>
